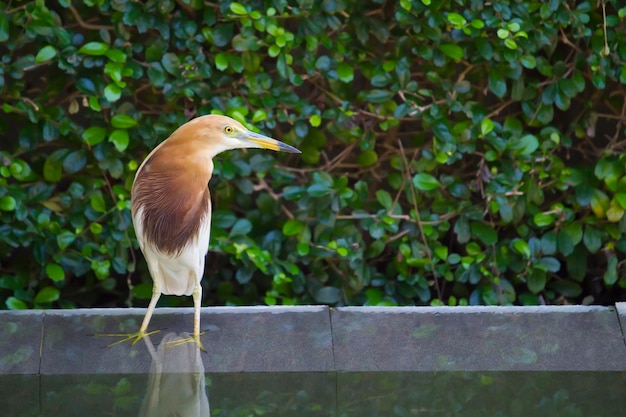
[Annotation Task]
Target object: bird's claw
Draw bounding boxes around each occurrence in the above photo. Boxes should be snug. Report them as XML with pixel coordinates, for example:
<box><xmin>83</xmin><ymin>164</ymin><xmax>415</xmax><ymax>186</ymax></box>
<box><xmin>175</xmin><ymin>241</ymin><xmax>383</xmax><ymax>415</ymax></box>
<box><xmin>164</xmin><ymin>332</ymin><xmax>206</xmax><ymax>352</ymax></box>
<box><xmin>97</xmin><ymin>329</ymin><xmax>162</xmax><ymax>347</ymax></box>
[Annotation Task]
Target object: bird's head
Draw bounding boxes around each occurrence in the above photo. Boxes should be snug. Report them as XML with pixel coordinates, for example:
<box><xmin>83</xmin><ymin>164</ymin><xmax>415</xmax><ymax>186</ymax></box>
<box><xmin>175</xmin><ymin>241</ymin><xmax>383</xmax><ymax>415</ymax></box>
<box><xmin>177</xmin><ymin>114</ymin><xmax>301</xmax><ymax>156</ymax></box>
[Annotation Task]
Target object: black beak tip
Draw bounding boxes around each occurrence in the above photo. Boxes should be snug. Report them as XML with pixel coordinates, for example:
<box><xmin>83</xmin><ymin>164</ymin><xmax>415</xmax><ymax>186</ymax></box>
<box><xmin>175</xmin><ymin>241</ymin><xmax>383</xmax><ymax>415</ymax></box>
<box><xmin>279</xmin><ymin>143</ymin><xmax>302</xmax><ymax>154</ymax></box>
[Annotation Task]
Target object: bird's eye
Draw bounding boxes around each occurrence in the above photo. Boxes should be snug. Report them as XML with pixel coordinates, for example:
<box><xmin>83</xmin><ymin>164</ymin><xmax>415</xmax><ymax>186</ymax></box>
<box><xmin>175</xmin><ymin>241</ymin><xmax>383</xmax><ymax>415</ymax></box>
<box><xmin>224</xmin><ymin>125</ymin><xmax>235</xmax><ymax>135</ymax></box>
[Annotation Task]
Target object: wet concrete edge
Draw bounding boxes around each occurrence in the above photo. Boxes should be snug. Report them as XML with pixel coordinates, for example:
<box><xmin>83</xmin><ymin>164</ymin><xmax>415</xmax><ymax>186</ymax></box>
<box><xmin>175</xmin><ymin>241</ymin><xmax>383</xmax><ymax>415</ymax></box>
<box><xmin>0</xmin><ymin>305</ymin><xmax>624</xmax><ymax>374</ymax></box>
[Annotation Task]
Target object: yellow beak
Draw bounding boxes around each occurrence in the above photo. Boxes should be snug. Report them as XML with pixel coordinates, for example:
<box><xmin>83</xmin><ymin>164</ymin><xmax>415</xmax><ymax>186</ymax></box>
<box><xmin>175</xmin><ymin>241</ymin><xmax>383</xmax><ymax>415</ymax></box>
<box><xmin>239</xmin><ymin>131</ymin><xmax>301</xmax><ymax>153</ymax></box>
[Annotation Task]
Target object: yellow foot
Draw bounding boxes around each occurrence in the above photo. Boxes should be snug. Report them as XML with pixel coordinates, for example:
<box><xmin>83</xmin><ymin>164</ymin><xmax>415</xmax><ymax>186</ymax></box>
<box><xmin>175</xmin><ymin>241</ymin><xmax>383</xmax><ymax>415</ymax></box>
<box><xmin>96</xmin><ymin>329</ymin><xmax>161</xmax><ymax>347</ymax></box>
<box><xmin>164</xmin><ymin>332</ymin><xmax>206</xmax><ymax>352</ymax></box>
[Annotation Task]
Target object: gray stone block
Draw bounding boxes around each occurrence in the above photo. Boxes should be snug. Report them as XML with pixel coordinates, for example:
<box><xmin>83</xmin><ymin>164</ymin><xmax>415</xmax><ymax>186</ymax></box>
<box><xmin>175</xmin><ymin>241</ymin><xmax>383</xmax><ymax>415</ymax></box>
<box><xmin>41</xmin><ymin>308</ymin><xmax>154</xmax><ymax>374</ymax></box>
<box><xmin>616</xmin><ymin>302</ymin><xmax>626</xmax><ymax>345</ymax></box>
<box><xmin>0</xmin><ymin>310</ymin><xmax>43</xmax><ymax>374</ymax></box>
<box><xmin>40</xmin><ymin>306</ymin><xmax>333</xmax><ymax>374</ymax></box>
<box><xmin>198</xmin><ymin>306</ymin><xmax>334</xmax><ymax>372</ymax></box>
<box><xmin>331</xmin><ymin>306</ymin><xmax>626</xmax><ymax>371</ymax></box>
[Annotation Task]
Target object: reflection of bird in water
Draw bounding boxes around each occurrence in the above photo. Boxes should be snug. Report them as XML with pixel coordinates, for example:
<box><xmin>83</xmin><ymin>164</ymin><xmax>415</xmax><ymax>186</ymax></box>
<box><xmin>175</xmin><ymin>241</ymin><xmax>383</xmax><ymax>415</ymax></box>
<box><xmin>140</xmin><ymin>332</ymin><xmax>210</xmax><ymax>417</ymax></box>
<box><xmin>109</xmin><ymin>115</ymin><xmax>300</xmax><ymax>350</ymax></box>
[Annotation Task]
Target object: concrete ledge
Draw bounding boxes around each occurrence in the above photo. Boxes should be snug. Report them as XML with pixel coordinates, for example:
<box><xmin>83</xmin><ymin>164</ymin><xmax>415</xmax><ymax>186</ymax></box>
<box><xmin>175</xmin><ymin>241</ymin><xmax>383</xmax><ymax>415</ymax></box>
<box><xmin>1</xmin><ymin>305</ymin><xmax>625</xmax><ymax>374</ymax></box>
<box><xmin>40</xmin><ymin>306</ymin><xmax>333</xmax><ymax>374</ymax></box>
<box><xmin>332</xmin><ymin>306</ymin><xmax>626</xmax><ymax>371</ymax></box>
<box><xmin>0</xmin><ymin>310</ymin><xmax>43</xmax><ymax>375</ymax></box>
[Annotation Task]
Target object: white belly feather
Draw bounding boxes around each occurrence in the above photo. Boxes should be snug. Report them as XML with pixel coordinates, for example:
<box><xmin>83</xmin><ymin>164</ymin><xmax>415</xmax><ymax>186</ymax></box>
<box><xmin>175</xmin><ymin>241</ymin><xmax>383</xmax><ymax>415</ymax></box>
<box><xmin>133</xmin><ymin>203</ymin><xmax>212</xmax><ymax>296</ymax></box>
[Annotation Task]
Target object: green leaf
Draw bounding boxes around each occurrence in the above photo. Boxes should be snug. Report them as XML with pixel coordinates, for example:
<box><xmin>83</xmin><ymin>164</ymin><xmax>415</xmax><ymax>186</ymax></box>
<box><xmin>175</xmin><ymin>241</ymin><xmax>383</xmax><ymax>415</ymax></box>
<box><xmin>470</xmin><ymin>19</ymin><xmax>485</xmax><ymax>29</ymax></box>
<box><xmin>82</xmin><ymin>126</ymin><xmax>107</xmax><ymax>146</ymax></box>
<box><xmin>43</xmin><ymin>154</ymin><xmax>63</xmax><ymax>183</ymax></box>
<box><xmin>533</xmin><ymin>212</ymin><xmax>554</xmax><ymax>227</ymax></box>
<box><xmin>434</xmin><ymin>245</ymin><xmax>448</xmax><ymax>261</ymax></box>
<box><xmin>0</xmin><ymin>13</ymin><xmax>8</xmax><ymax>43</ymax></box>
<box><xmin>447</xmin><ymin>12</ymin><xmax>467</xmax><ymax>26</ymax></box>
<box><xmin>104</xmin><ymin>83</ymin><xmax>122</xmax><ymax>102</ymax></box>
<box><xmin>309</xmin><ymin>114</ymin><xmax>321</xmax><ymax>127</ymax></box>
<box><xmin>109</xmin><ymin>129</ymin><xmax>129</xmax><ymax>152</ymax></box>
<box><xmin>89</xmin><ymin>96</ymin><xmax>101</xmax><ymax>111</ymax></box>
<box><xmin>376</xmin><ymin>190</ymin><xmax>393</xmax><ymax>210</ymax></box>
<box><xmin>46</xmin><ymin>263</ymin><xmax>65</xmax><ymax>282</ymax></box>
<box><xmin>63</xmin><ymin>150</ymin><xmax>87</xmax><ymax>174</ymax></box>
<box><xmin>609</xmin><ymin>201</ymin><xmax>626</xmax><ymax>222</ymax></box>
<box><xmin>337</xmin><ymin>63</ymin><xmax>354</xmax><ymax>82</ymax></box>
<box><xmin>513</xmin><ymin>239</ymin><xmax>531</xmax><ymax>258</ymax></box>
<box><xmin>78</xmin><ymin>41</ymin><xmax>109</xmax><ymax>56</ymax></box>
<box><xmin>215</xmin><ymin>52</ymin><xmax>228</xmax><ymax>70</ymax></box>
<box><xmin>504</xmin><ymin>38</ymin><xmax>517</xmax><ymax>50</ymax></box>
<box><xmin>470</xmin><ymin>222</ymin><xmax>498</xmax><ymax>245</ymax></box>
<box><xmin>105</xmin><ymin>48</ymin><xmax>127</xmax><ymax>63</ymax></box>
<box><xmin>520</xmin><ymin>55</ymin><xmax>537</xmax><ymax>69</ymax></box>
<box><xmin>527</xmin><ymin>268</ymin><xmax>546</xmax><ymax>293</ymax></box>
<box><xmin>562</xmin><ymin>221</ymin><xmax>583</xmax><ymax>245</ymax></box>
<box><xmin>541</xmin><ymin>230</ymin><xmax>557</xmax><ymax>255</ymax></box>
<box><xmin>590</xmin><ymin>189</ymin><xmax>610</xmax><ymax>218</ymax></box>
<box><xmin>91</xmin><ymin>192</ymin><xmax>106</xmax><ymax>213</ymax></box>
<box><xmin>307</xmin><ymin>183</ymin><xmax>331</xmax><ymax>197</ymax></box>
<box><xmin>111</xmin><ymin>114</ymin><xmax>137</xmax><ymax>129</ymax></box>
<box><xmin>232</xmin><ymin>34</ymin><xmax>259</xmax><ymax>52</ymax></box>
<box><xmin>35</xmin><ymin>45</ymin><xmax>57</xmax><ymax>63</ymax></box>
<box><xmin>230</xmin><ymin>218</ymin><xmax>252</xmax><ymax>237</ymax></box>
<box><xmin>0</xmin><ymin>196</ymin><xmax>16</xmax><ymax>211</ymax></box>
<box><xmin>161</xmin><ymin>52</ymin><xmax>181</xmax><ymax>74</ymax></box>
<box><xmin>92</xmin><ymin>259</ymin><xmax>111</xmax><ymax>280</ymax></box>
<box><xmin>515</xmin><ymin>134</ymin><xmax>539</xmax><ymax>155</ymax></box>
<box><xmin>614</xmin><ymin>193</ymin><xmax>626</xmax><ymax>209</ymax></box>
<box><xmin>488</xmin><ymin>68</ymin><xmax>507</xmax><ymax>98</ymax></box>
<box><xmin>6</xmin><ymin>297</ymin><xmax>27</xmax><ymax>310</ymax></box>
<box><xmin>480</xmin><ymin>118</ymin><xmax>494</xmax><ymax>136</ymax></box>
<box><xmin>583</xmin><ymin>226</ymin><xmax>602</xmax><ymax>253</ymax></box>
<box><xmin>282</xmin><ymin>219</ymin><xmax>304</xmax><ymax>236</ymax></box>
<box><xmin>357</xmin><ymin>150</ymin><xmax>378</xmax><ymax>167</ymax></box>
<box><xmin>497</xmin><ymin>28</ymin><xmax>509</xmax><ymax>39</ymax></box>
<box><xmin>413</xmin><ymin>173</ymin><xmax>440</xmax><ymax>191</ymax></box>
<box><xmin>90</xmin><ymin>222</ymin><xmax>103</xmax><ymax>235</ymax></box>
<box><xmin>557</xmin><ymin>225</ymin><xmax>579</xmax><ymax>257</ymax></box>
<box><xmin>56</xmin><ymin>230</ymin><xmax>75</xmax><ymax>250</ymax></box>
<box><xmin>230</xmin><ymin>2</ymin><xmax>247</xmax><ymax>15</ymax></box>
<box><xmin>538</xmin><ymin>257</ymin><xmax>561</xmax><ymax>272</ymax></box>
<box><xmin>268</xmin><ymin>45</ymin><xmax>281</xmax><ymax>57</ymax></box>
<box><xmin>34</xmin><ymin>287</ymin><xmax>60</xmax><ymax>304</ymax></box>
<box><xmin>438</xmin><ymin>43</ymin><xmax>464</xmax><ymax>60</ymax></box>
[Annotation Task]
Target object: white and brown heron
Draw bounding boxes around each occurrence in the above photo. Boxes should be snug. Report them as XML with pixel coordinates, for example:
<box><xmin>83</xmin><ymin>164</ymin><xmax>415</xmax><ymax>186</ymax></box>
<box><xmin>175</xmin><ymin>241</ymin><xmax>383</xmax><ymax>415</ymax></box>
<box><xmin>109</xmin><ymin>114</ymin><xmax>300</xmax><ymax>350</ymax></box>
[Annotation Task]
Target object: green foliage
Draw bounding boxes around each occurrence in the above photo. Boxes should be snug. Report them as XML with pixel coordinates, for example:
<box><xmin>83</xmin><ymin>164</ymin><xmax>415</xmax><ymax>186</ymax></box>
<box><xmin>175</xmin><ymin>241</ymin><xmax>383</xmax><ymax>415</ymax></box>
<box><xmin>1</xmin><ymin>0</ymin><xmax>625</xmax><ymax>309</ymax></box>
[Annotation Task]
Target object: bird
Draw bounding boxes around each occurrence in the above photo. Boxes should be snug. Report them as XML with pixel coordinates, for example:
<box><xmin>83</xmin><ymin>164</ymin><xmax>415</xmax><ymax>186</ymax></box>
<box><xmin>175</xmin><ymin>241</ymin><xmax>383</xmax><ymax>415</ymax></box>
<box><xmin>139</xmin><ymin>332</ymin><xmax>210</xmax><ymax>417</ymax></box>
<box><xmin>107</xmin><ymin>114</ymin><xmax>300</xmax><ymax>351</ymax></box>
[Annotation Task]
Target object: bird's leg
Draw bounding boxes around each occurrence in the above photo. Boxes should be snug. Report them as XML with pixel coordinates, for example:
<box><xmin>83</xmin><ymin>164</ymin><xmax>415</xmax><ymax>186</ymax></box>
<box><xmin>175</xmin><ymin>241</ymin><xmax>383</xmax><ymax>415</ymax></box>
<box><xmin>99</xmin><ymin>281</ymin><xmax>162</xmax><ymax>347</ymax></box>
<box><xmin>166</xmin><ymin>281</ymin><xmax>206</xmax><ymax>351</ymax></box>
<box><xmin>192</xmin><ymin>282</ymin><xmax>205</xmax><ymax>351</ymax></box>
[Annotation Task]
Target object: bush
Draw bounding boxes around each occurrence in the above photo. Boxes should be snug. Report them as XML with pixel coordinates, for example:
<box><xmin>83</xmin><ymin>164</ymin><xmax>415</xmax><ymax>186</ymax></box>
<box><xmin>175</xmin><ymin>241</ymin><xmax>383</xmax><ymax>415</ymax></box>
<box><xmin>1</xmin><ymin>0</ymin><xmax>625</xmax><ymax>309</ymax></box>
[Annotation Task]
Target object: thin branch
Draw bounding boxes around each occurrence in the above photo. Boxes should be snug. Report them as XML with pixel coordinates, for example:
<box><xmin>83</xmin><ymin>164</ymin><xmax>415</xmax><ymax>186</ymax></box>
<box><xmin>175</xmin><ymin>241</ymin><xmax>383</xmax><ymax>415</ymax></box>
<box><xmin>69</xmin><ymin>5</ymin><xmax>114</xmax><ymax>31</ymax></box>
<box><xmin>398</xmin><ymin>139</ymin><xmax>442</xmax><ymax>300</ymax></box>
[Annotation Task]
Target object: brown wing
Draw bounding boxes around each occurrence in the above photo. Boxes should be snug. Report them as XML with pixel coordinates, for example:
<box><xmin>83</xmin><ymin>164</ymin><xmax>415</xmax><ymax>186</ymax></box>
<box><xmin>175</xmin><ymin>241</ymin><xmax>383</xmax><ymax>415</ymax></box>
<box><xmin>131</xmin><ymin>151</ymin><xmax>211</xmax><ymax>257</ymax></box>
